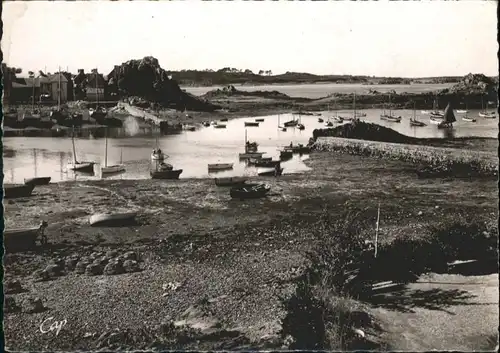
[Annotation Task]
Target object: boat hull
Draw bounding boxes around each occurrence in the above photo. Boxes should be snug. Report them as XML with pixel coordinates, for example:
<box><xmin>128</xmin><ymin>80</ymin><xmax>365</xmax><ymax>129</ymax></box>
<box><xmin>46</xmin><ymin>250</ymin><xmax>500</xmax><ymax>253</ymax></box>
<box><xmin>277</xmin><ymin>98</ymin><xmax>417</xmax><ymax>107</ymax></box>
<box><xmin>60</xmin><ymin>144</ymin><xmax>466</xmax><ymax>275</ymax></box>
<box><xmin>214</xmin><ymin>125</ymin><xmax>227</xmax><ymax>129</ymax></box>
<box><xmin>239</xmin><ymin>152</ymin><xmax>264</xmax><ymax>159</ymax></box>
<box><xmin>462</xmin><ymin>117</ymin><xmax>476</xmax><ymax>122</ymax></box>
<box><xmin>255</xmin><ymin>118</ymin><xmax>265</xmax><ymax>122</ymax></box>
<box><xmin>24</xmin><ymin>177</ymin><xmax>51</xmax><ymax>186</ymax></box>
<box><xmin>230</xmin><ymin>183</ymin><xmax>271</xmax><ymax>200</ymax></box>
<box><xmin>381</xmin><ymin>115</ymin><xmax>402</xmax><ymax>123</ymax></box>
<box><xmin>253</xmin><ymin>160</ymin><xmax>281</xmax><ymax>168</ymax></box>
<box><xmin>478</xmin><ymin>112</ymin><xmax>496</xmax><ymax>118</ymax></box>
<box><xmin>258</xmin><ymin>168</ymin><xmax>284</xmax><ymax>177</ymax></box>
<box><xmin>283</xmin><ymin>121</ymin><xmax>298</xmax><ymax>127</ymax></box>
<box><xmin>101</xmin><ymin>164</ymin><xmax>126</xmax><ymax>174</ymax></box>
<box><xmin>244</xmin><ymin>122</ymin><xmax>260</xmax><ymax>127</ymax></box>
<box><xmin>429</xmin><ymin>117</ymin><xmax>443</xmax><ymax>124</ymax></box>
<box><xmin>4</xmin><ymin>224</ymin><xmax>47</xmax><ymax>252</ymax></box>
<box><xmin>279</xmin><ymin>151</ymin><xmax>293</xmax><ymax>160</ymax></box>
<box><xmin>67</xmin><ymin>162</ymin><xmax>95</xmax><ymax>173</ymax></box>
<box><xmin>150</xmin><ymin>169</ymin><xmax>183</xmax><ymax>179</ymax></box>
<box><xmin>208</xmin><ymin>163</ymin><xmax>234</xmax><ymax>171</ymax></box>
<box><xmin>409</xmin><ymin>120</ymin><xmax>426</xmax><ymax>127</ymax></box>
<box><xmin>4</xmin><ymin>184</ymin><xmax>36</xmax><ymax>199</ymax></box>
<box><xmin>215</xmin><ymin>177</ymin><xmax>248</xmax><ymax>187</ymax></box>
<box><xmin>89</xmin><ymin>212</ymin><xmax>137</xmax><ymax>227</ymax></box>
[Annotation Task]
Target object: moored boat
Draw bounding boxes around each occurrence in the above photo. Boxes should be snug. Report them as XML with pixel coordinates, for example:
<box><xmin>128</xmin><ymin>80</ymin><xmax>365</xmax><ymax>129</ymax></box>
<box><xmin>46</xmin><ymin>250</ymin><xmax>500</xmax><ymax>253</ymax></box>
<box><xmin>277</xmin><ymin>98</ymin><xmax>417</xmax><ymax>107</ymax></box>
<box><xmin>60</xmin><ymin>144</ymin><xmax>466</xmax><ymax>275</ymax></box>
<box><xmin>479</xmin><ymin>97</ymin><xmax>496</xmax><ymax>118</ymax></box>
<box><xmin>239</xmin><ymin>130</ymin><xmax>265</xmax><ymax>159</ymax></box>
<box><xmin>220</xmin><ymin>118</ymin><xmax>229</xmax><ymax>122</ymax></box>
<box><xmin>150</xmin><ymin>169</ymin><xmax>183</xmax><ymax>179</ymax></box>
<box><xmin>230</xmin><ymin>183</ymin><xmax>271</xmax><ymax>200</ymax></box>
<box><xmin>258</xmin><ymin>167</ymin><xmax>284</xmax><ymax>177</ymax></box>
<box><xmin>279</xmin><ymin>149</ymin><xmax>294</xmax><ymax>160</ymax></box>
<box><xmin>24</xmin><ymin>177</ymin><xmax>51</xmax><ymax>186</ymax></box>
<box><xmin>4</xmin><ymin>184</ymin><xmax>36</xmax><ymax>199</ymax></box>
<box><xmin>318</xmin><ymin>117</ymin><xmax>324</xmax><ymax>123</ymax></box>
<box><xmin>437</xmin><ymin>102</ymin><xmax>456</xmax><ymax>129</ymax></box>
<box><xmin>67</xmin><ymin>126</ymin><xmax>96</xmax><ymax>172</ymax></box>
<box><xmin>456</xmin><ymin>110</ymin><xmax>468</xmax><ymax>114</ymax></box>
<box><xmin>202</xmin><ymin>121</ymin><xmax>211</xmax><ymax>127</ymax></box>
<box><xmin>208</xmin><ymin>163</ymin><xmax>234</xmax><ymax>171</ymax></box>
<box><xmin>244</xmin><ymin>121</ymin><xmax>260</xmax><ymax>127</ymax></box>
<box><xmin>462</xmin><ymin>116</ymin><xmax>476</xmax><ymax>122</ymax></box>
<box><xmin>101</xmin><ymin>128</ymin><xmax>126</xmax><ymax>175</ymax></box>
<box><xmin>89</xmin><ymin>212</ymin><xmax>137</xmax><ymax>227</ymax></box>
<box><xmin>429</xmin><ymin>116</ymin><xmax>443</xmax><ymax>124</ymax></box>
<box><xmin>214</xmin><ymin>124</ymin><xmax>227</xmax><ymax>129</ymax></box>
<box><xmin>214</xmin><ymin>177</ymin><xmax>248</xmax><ymax>187</ymax></box>
<box><xmin>253</xmin><ymin>160</ymin><xmax>281</xmax><ymax>168</ymax></box>
<box><xmin>255</xmin><ymin>118</ymin><xmax>265</xmax><ymax>122</ymax></box>
<box><xmin>283</xmin><ymin>119</ymin><xmax>298</xmax><ymax>127</ymax></box>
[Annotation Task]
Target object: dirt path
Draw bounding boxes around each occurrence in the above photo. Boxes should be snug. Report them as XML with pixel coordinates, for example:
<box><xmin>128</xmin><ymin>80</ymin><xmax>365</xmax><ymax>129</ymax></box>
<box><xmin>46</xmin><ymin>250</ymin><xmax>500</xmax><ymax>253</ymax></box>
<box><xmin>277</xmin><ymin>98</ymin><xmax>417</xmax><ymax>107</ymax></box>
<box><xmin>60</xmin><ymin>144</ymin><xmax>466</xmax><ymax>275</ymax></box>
<box><xmin>371</xmin><ymin>273</ymin><xmax>499</xmax><ymax>351</ymax></box>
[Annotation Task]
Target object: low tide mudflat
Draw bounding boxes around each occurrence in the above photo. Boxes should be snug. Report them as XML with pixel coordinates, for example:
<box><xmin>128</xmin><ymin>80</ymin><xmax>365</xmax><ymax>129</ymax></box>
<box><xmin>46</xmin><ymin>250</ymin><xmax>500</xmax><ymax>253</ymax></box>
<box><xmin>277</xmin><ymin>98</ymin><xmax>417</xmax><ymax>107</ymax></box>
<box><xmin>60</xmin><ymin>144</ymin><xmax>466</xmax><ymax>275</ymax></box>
<box><xmin>3</xmin><ymin>151</ymin><xmax>498</xmax><ymax>351</ymax></box>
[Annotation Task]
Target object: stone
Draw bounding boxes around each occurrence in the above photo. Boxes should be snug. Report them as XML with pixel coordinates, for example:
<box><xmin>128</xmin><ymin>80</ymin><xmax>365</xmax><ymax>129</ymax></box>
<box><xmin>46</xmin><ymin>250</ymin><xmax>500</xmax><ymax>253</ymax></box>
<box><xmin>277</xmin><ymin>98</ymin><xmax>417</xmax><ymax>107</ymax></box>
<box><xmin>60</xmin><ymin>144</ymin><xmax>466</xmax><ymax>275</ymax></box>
<box><xmin>22</xmin><ymin>297</ymin><xmax>45</xmax><ymax>313</ymax></box>
<box><xmin>103</xmin><ymin>262</ymin><xmax>125</xmax><ymax>276</ymax></box>
<box><xmin>4</xmin><ymin>296</ymin><xmax>21</xmax><ymax>313</ymax></box>
<box><xmin>75</xmin><ymin>261</ymin><xmax>90</xmax><ymax>274</ymax></box>
<box><xmin>65</xmin><ymin>257</ymin><xmax>80</xmax><ymax>271</ymax></box>
<box><xmin>32</xmin><ymin>269</ymin><xmax>51</xmax><ymax>282</ymax></box>
<box><xmin>123</xmin><ymin>251</ymin><xmax>138</xmax><ymax>261</ymax></box>
<box><xmin>85</xmin><ymin>263</ymin><xmax>104</xmax><ymax>276</ymax></box>
<box><xmin>45</xmin><ymin>263</ymin><xmax>64</xmax><ymax>277</ymax></box>
<box><xmin>106</xmin><ymin>250</ymin><xmax>119</xmax><ymax>258</ymax></box>
<box><xmin>4</xmin><ymin>279</ymin><xmax>24</xmax><ymax>294</ymax></box>
<box><xmin>123</xmin><ymin>260</ymin><xmax>140</xmax><ymax>273</ymax></box>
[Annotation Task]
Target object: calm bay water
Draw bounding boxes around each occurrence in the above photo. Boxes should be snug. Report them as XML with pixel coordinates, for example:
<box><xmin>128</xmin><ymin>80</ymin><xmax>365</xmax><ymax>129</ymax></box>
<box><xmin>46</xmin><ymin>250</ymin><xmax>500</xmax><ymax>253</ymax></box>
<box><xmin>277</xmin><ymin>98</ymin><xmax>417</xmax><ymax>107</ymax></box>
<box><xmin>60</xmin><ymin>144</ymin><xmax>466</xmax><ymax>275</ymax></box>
<box><xmin>182</xmin><ymin>83</ymin><xmax>455</xmax><ymax>99</ymax></box>
<box><xmin>2</xmin><ymin>109</ymin><xmax>497</xmax><ymax>184</ymax></box>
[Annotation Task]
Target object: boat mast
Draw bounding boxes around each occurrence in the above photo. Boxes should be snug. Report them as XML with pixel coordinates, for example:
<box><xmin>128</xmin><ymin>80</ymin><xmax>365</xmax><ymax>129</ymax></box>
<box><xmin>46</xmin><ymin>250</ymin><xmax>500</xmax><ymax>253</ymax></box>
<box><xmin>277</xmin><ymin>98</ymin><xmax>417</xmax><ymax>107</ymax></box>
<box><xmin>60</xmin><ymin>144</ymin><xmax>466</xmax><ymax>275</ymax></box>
<box><xmin>104</xmin><ymin>127</ymin><xmax>108</xmax><ymax>168</ymax></box>
<box><xmin>31</xmin><ymin>72</ymin><xmax>35</xmax><ymax>112</ymax></box>
<box><xmin>389</xmin><ymin>94</ymin><xmax>392</xmax><ymax>117</ymax></box>
<box><xmin>413</xmin><ymin>101</ymin><xmax>416</xmax><ymax>120</ymax></box>
<box><xmin>71</xmin><ymin>125</ymin><xmax>77</xmax><ymax>164</ymax></box>
<box><xmin>353</xmin><ymin>92</ymin><xmax>356</xmax><ymax>118</ymax></box>
<box><xmin>33</xmin><ymin>148</ymin><xmax>37</xmax><ymax>177</ymax></box>
<box><xmin>96</xmin><ymin>68</ymin><xmax>99</xmax><ymax>108</ymax></box>
<box><xmin>58</xmin><ymin>66</ymin><xmax>61</xmax><ymax>110</ymax></box>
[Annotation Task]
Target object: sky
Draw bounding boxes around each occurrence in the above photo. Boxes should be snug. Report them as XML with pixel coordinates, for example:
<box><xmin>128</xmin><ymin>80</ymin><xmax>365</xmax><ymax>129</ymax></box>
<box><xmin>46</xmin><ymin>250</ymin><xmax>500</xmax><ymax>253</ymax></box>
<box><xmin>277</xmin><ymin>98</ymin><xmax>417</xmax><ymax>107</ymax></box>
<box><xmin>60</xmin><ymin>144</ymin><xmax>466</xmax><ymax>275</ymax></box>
<box><xmin>2</xmin><ymin>0</ymin><xmax>498</xmax><ymax>77</ymax></box>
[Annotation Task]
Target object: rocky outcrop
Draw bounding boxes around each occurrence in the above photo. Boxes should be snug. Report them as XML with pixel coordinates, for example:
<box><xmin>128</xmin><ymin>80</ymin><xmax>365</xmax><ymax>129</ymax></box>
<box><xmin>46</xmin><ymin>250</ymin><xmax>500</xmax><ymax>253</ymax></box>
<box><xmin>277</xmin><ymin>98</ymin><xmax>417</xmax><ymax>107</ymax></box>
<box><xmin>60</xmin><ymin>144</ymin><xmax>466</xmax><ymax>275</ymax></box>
<box><xmin>202</xmin><ymin>85</ymin><xmax>292</xmax><ymax>100</ymax></box>
<box><xmin>112</xmin><ymin>56</ymin><xmax>220</xmax><ymax>112</ymax></box>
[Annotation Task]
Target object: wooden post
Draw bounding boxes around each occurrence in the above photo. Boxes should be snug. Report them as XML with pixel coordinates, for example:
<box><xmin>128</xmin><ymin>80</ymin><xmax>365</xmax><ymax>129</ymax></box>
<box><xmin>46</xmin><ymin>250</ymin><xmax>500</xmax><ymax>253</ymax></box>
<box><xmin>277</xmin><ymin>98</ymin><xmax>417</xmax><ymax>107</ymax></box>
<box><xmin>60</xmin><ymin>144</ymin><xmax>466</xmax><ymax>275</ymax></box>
<box><xmin>375</xmin><ymin>202</ymin><xmax>380</xmax><ymax>258</ymax></box>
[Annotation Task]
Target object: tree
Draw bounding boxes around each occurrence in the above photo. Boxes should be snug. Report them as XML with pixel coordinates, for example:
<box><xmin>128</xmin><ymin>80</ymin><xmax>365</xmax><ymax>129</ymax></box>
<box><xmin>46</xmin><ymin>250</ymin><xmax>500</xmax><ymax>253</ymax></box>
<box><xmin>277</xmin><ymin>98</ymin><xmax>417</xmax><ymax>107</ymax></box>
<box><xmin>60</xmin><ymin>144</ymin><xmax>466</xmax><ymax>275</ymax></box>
<box><xmin>258</xmin><ymin>70</ymin><xmax>264</xmax><ymax>75</ymax></box>
<box><xmin>244</xmin><ymin>69</ymin><xmax>254</xmax><ymax>75</ymax></box>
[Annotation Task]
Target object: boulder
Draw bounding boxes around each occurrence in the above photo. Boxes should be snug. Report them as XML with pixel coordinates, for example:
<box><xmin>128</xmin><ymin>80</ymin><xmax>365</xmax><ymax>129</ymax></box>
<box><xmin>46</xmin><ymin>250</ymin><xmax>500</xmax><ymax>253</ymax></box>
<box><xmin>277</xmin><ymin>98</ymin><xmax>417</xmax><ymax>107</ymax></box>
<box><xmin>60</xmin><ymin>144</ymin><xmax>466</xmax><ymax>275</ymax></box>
<box><xmin>32</xmin><ymin>269</ymin><xmax>51</xmax><ymax>282</ymax></box>
<box><xmin>103</xmin><ymin>261</ymin><xmax>125</xmax><ymax>276</ymax></box>
<box><xmin>45</xmin><ymin>263</ymin><xmax>64</xmax><ymax>277</ymax></box>
<box><xmin>22</xmin><ymin>297</ymin><xmax>45</xmax><ymax>314</ymax></box>
<box><xmin>4</xmin><ymin>296</ymin><xmax>21</xmax><ymax>313</ymax></box>
<box><xmin>4</xmin><ymin>279</ymin><xmax>24</xmax><ymax>294</ymax></box>
<box><xmin>85</xmin><ymin>263</ymin><xmax>104</xmax><ymax>276</ymax></box>
<box><xmin>65</xmin><ymin>257</ymin><xmax>80</xmax><ymax>271</ymax></box>
<box><xmin>122</xmin><ymin>260</ymin><xmax>140</xmax><ymax>273</ymax></box>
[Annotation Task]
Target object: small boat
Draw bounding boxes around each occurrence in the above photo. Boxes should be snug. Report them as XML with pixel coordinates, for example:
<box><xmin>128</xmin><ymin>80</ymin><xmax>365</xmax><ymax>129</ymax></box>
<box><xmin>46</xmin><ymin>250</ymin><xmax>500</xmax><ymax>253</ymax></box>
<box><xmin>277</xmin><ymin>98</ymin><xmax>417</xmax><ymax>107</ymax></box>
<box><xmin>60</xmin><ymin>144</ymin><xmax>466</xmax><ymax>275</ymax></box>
<box><xmin>462</xmin><ymin>116</ymin><xmax>476</xmax><ymax>122</ymax></box>
<box><xmin>333</xmin><ymin>116</ymin><xmax>343</xmax><ymax>123</ymax></box>
<box><xmin>253</xmin><ymin>160</ymin><xmax>281</xmax><ymax>168</ymax></box>
<box><xmin>409</xmin><ymin>103</ymin><xmax>426</xmax><ymax>127</ymax></box>
<box><xmin>208</xmin><ymin>163</ymin><xmax>234</xmax><ymax>171</ymax></box>
<box><xmin>479</xmin><ymin>97</ymin><xmax>496</xmax><ymax>118</ymax></box>
<box><xmin>101</xmin><ymin>128</ymin><xmax>126</xmax><ymax>175</ymax></box>
<box><xmin>285</xmin><ymin>144</ymin><xmax>311</xmax><ymax>154</ymax></box>
<box><xmin>325</xmin><ymin>120</ymin><xmax>333</xmax><ymax>127</ymax></box>
<box><xmin>4</xmin><ymin>184</ymin><xmax>36</xmax><ymax>199</ymax></box>
<box><xmin>3</xmin><ymin>221</ymin><xmax>48</xmax><ymax>252</ymax></box>
<box><xmin>150</xmin><ymin>169</ymin><xmax>183</xmax><ymax>179</ymax></box>
<box><xmin>182</xmin><ymin>125</ymin><xmax>196</xmax><ymax>131</ymax></box>
<box><xmin>24</xmin><ymin>177</ymin><xmax>51</xmax><ymax>186</ymax></box>
<box><xmin>239</xmin><ymin>152</ymin><xmax>265</xmax><ymax>159</ymax></box>
<box><xmin>214</xmin><ymin>177</ymin><xmax>248</xmax><ymax>187</ymax></box>
<box><xmin>283</xmin><ymin>119</ymin><xmax>298</xmax><ymax>127</ymax></box>
<box><xmin>279</xmin><ymin>150</ymin><xmax>293</xmax><ymax>160</ymax></box>
<box><xmin>355</xmin><ymin>112</ymin><xmax>367</xmax><ymax>117</ymax></box>
<box><xmin>214</xmin><ymin>124</ymin><xmax>227</xmax><ymax>129</ymax></box>
<box><xmin>318</xmin><ymin>118</ymin><xmax>324</xmax><ymax>123</ymax></box>
<box><xmin>255</xmin><ymin>118</ymin><xmax>265</xmax><ymax>122</ymax></box>
<box><xmin>220</xmin><ymin>118</ymin><xmax>229</xmax><ymax>122</ymax></box>
<box><xmin>380</xmin><ymin>94</ymin><xmax>401</xmax><ymax>122</ymax></box>
<box><xmin>421</xmin><ymin>110</ymin><xmax>430</xmax><ymax>114</ymax></box>
<box><xmin>67</xmin><ymin>126</ymin><xmax>96</xmax><ymax>172</ymax></box>
<box><xmin>437</xmin><ymin>102</ymin><xmax>456</xmax><ymax>129</ymax></box>
<box><xmin>244</xmin><ymin>121</ymin><xmax>260</xmax><ymax>127</ymax></box>
<box><xmin>429</xmin><ymin>116</ymin><xmax>443</xmax><ymax>125</ymax></box>
<box><xmin>258</xmin><ymin>167</ymin><xmax>284</xmax><ymax>177</ymax></box>
<box><xmin>239</xmin><ymin>130</ymin><xmax>265</xmax><ymax>159</ymax></box>
<box><xmin>456</xmin><ymin>110</ymin><xmax>468</xmax><ymax>114</ymax></box>
<box><xmin>429</xmin><ymin>97</ymin><xmax>444</xmax><ymax>118</ymax></box>
<box><xmin>202</xmin><ymin>121</ymin><xmax>210</xmax><ymax>127</ymax></box>
<box><xmin>248</xmin><ymin>157</ymin><xmax>272</xmax><ymax>165</ymax></box>
<box><xmin>230</xmin><ymin>183</ymin><xmax>271</xmax><ymax>200</ymax></box>
<box><xmin>89</xmin><ymin>212</ymin><xmax>137</xmax><ymax>227</ymax></box>
<box><xmin>210</xmin><ymin>121</ymin><xmax>218</xmax><ymax>126</ymax></box>
<box><xmin>297</xmin><ymin>123</ymin><xmax>305</xmax><ymax>130</ymax></box>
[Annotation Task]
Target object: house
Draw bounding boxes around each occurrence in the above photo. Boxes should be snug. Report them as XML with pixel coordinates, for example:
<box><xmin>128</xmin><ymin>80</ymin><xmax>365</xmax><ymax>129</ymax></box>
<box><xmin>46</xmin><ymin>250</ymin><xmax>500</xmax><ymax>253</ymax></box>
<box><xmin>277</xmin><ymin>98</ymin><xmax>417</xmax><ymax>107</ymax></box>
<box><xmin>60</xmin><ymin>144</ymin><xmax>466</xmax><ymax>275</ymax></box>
<box><xmin>47</xmin><ymin>72</ymin><xmax>70</xmax><ymax>103</ymax></box>
<box><xmin>86</xmin><ymin>70</ymin><xmax>106</xmax><ymax>102</ymax></box>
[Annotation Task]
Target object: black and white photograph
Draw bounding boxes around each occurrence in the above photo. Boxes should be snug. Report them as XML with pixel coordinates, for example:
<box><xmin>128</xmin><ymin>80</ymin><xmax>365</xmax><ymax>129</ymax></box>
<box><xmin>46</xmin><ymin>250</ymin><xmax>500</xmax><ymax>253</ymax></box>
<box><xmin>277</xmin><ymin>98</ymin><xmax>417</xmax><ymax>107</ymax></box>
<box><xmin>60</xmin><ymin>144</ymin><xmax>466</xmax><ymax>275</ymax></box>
<box><xmin>1</xmin><ymin>0</ymin><xmax>498</xmax><ymax>351</ymax></box>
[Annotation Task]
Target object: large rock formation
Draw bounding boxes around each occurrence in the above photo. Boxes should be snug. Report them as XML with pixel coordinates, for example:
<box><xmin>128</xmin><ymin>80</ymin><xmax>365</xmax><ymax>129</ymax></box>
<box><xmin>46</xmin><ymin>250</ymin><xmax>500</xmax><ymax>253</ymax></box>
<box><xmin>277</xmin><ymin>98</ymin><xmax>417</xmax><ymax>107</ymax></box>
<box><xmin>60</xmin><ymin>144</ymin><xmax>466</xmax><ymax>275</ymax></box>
<box><xmin>112</xmin><ymin>56</ymin><xmax>219</xmax><ymax>112</ymax></box>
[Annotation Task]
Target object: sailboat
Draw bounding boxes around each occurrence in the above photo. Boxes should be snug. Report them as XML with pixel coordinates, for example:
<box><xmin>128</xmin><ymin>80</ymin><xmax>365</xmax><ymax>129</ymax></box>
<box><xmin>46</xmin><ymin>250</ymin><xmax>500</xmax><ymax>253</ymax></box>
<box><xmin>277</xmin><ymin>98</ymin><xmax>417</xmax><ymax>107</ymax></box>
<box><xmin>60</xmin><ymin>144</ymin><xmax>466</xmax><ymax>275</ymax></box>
<box><xmin>50</xmin><ymin>67</ymin><xmax>66</xmax><ymax>123</ymax></box>
<box><xmin>437</xmin><ymin>102</ymin><xmax>456</xmax><ymax>129</ymax></box>
<box><xmin>339</xmin><ymin>93</ymin><xmax>358</xmax><ymax>121</ymax></box>
<box><xmin>478</xmin><ymin>97</ymin><xmax>496</xmax><ymax>118</ymax></box>
<box><xmin>151</xmin><ymin>135</ymin><xmax>165</xmax><ymax>160</ymax></box>
<box><xmin>462</xmin><ymin>101</ymin><xmax>476</xmax><ymax>122</ymax></box>
<box><xmin>239</xmin><ymin>129</ymin><xmax>265</xmax><ymax>159</ymax></box>
<box><xmin>101</xmin><ymin>128</ymin><xmax>126</xmax><ymax>174</ymax></box>
<box><xmin>278</xmin><ymin>114</ymin><xmax>287</xmax><ymax>131</ymax></box>
<box><xmin>318</xmin><ymin>107</ymin><xmax>324</xmax><ymax>123</ymax></box>
<box><xmin>380</xmin><ymin>94</ymin><xmax>401</xmax><ymax>122</ymax></box>
<box><xmin>297</xmin><ymin>113</ymin><xmax>305</xmax><ymax>130</ymax></box>
<box><xmin>409</xmin><ymin>102</ymin><xmax>426</xmax><ymax>127</ymax></box>
<box><xmin>429</xmin><ymin>97</ymin><xmax>444</xmax><ymax>118</ymax></box>
<box><xmin>24</xmin><ymin>149</ymin><xmax>52</xmax><ymax>185</ymax></box>
<box><xmin>67</xmin><ymin>126</ymin><xmax>96</xmax><ymax>172</ymax></box>
<box><xmin>331</xmin><ymin>99</ymin><xmax>343</xmax><ymax>124</ymax></box>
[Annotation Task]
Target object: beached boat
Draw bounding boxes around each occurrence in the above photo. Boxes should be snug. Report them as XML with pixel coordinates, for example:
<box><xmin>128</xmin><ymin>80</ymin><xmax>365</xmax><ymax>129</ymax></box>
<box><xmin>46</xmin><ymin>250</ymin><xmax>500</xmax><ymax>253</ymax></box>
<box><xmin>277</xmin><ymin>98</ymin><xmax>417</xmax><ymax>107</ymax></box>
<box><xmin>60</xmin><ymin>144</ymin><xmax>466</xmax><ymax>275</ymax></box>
<box><xmin>277</xmin><ymin>114</ymin><xmax>287</xmax><ymax>131</ymax></box>
<box><xmin>437</xmin><ymin>102</ymin><xmax>456</xmax><ymax>129</ymax></box>
<box><xmin>220</xmin><ymin>118</ymin><xmax>229</xmax><ymax>122</ymax></box>
<box><xmin>258</xmin><ymin>167</ymin><xmax>284</xmax><ymax>177</ymax></box>
<box><xmin>150</xmin><ymin>168</ymin><xmax>183</xmax><ymax>179</ymax></box>
<box><xmin>67</xmin><ymin>127</ymin><xmax>96</xmax><ymax>172</ymax></box>
<box><xmin>101</xmin><ymin>128</ymin><xmax>126</xmax><ymax>175</ymax></box>
<box><xmin>202</xmin><ymin>121</ymin><xmax>210</xmax><ymax>127</ymax></box>
<box><xmin>244</xmin><ymin>121</ymin><xmax>260</xmax><ymax>127</ymax></box>
<box><xmin>283</xmin><ymin>117</ymin><xmax>298</xmax><ymax>127</ymax></box>
<box><xmin>255</xmin><ymin>118</ymin><xmax>265</xmax><ymax>122</ymax></box>
<box><xmin>4</xmin><ymin>184</ymin><xmax>36</xmax><ymax>199</ymax></box>
<box><xmin>89</xmin><ymin>212</ymin><xmax>137</xmax><ymax>227</ymax></box>
<box><xmin>3</xmin><ymin>221</ymin><xmax>48</xmax><ymax>252</ymax></box>
<box><xmin>214</xmin><ymin>124</ymin><xmax>227</xmax><ymax>129</ymax></box>
<box><xmin>208</xmin><ymin>163</ymin><xmax>234</xmax><ymax>171</ymax></box>
<box><xmin>214</xmin><ymin>177</ymin><xmax>248</xmax><ymax>187</ymax></box>
<box><xmin>284</xmin><ymin>143</ymin><xmax>311</xmax><ymax>154</ymax></box>
<box><xmin>230</xmin><ymin>183</ymin><xmax>271</xmax><ymax>200</ymax></box>
<box><xmin>24</xmin><ymin>177</ymin><xmax>51</xmax><ymax>186</ymax></box>
<box><xmin>318</xmin><ymin>117</ymin><xmax>324</xmax><ymax>123</ymax></box>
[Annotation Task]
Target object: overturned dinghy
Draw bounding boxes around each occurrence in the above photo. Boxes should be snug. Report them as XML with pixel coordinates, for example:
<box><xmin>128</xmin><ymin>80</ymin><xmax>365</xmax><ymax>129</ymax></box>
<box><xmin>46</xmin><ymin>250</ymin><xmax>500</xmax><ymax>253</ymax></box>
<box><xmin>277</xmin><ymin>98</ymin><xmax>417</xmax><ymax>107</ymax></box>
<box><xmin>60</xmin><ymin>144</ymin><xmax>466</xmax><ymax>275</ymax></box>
<box><xmin>4</xmin><ymin>221</ymin><xmax>48</xmax><ymax>252</ymax></box>
<box><xmin>89</xmin><ymin>212</ymin><xmax>138</xmax><ymax>227</ymax></box>
<box><xmin>4</xmin><ymin>184</ymin><xmax>36</xmax><ymax>199</ymax></box>
<box><xmin>230</xmin><ymin>183</ymin><xmax>271</xmax><ymax>200</ymax></box>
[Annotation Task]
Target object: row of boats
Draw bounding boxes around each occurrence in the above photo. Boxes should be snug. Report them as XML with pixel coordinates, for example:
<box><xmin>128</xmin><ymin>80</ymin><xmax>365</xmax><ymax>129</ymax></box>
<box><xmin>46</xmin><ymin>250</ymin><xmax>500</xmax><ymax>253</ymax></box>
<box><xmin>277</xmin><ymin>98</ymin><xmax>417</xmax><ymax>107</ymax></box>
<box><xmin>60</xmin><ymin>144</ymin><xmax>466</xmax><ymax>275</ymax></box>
<box><xmin>201</xmin><ymin>115</ymin><xmax>307</xmax><ymax>131</ymax></box>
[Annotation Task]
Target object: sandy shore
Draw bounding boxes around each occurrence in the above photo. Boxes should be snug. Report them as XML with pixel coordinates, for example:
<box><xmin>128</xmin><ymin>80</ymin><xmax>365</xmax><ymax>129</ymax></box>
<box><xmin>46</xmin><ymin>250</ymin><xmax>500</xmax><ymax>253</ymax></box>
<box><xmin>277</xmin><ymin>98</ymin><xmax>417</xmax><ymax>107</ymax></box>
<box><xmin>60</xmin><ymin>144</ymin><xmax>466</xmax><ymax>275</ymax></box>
<box><xmin>3</xmin><ymin>151</ymin><xmax>498</xmax><ymax>350</ymax></box>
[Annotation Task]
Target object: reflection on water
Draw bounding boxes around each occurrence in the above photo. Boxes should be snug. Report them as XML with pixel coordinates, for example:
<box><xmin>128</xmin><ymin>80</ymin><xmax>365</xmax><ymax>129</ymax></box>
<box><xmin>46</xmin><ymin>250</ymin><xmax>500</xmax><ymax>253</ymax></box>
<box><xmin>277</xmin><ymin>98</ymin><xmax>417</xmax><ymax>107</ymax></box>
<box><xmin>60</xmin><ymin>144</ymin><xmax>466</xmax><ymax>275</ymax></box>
<box><xmin>2</xmin><ymin>111</ymin><xmax>497</xmax><ymax>184</ymax></box>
